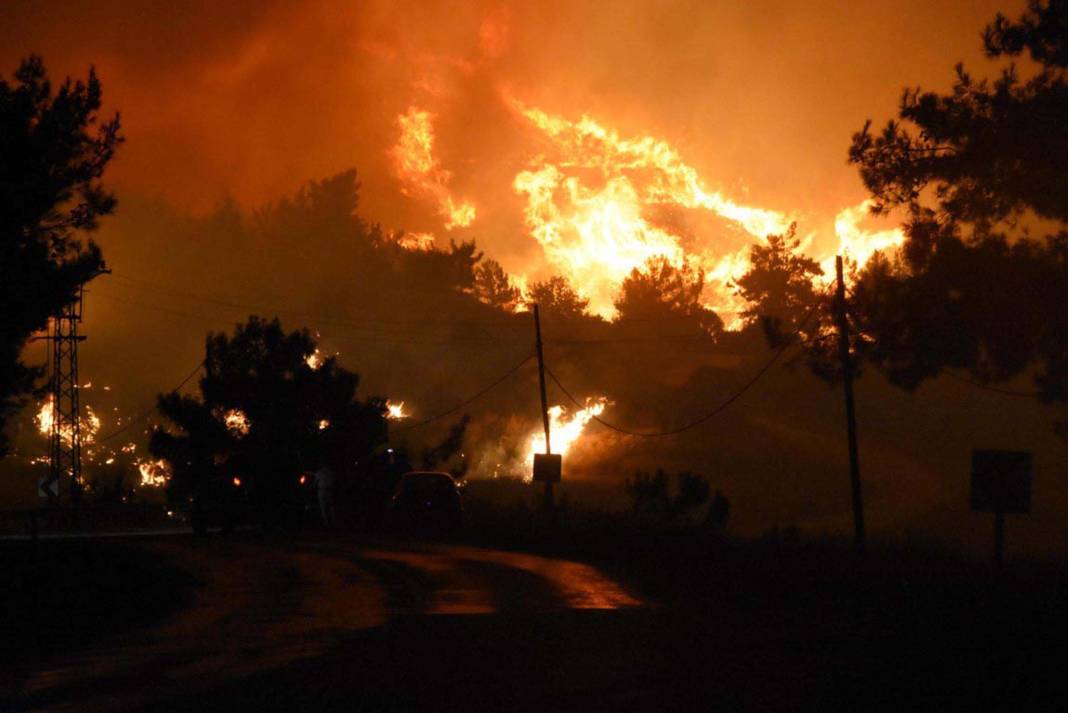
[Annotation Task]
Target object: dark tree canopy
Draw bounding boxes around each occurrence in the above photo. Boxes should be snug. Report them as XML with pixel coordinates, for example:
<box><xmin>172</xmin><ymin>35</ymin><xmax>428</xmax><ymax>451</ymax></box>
<box><xmin>526</xmin><ymin>275</ymin><xmax>591</xmax><ymax>320</ymax></box>
<box><xmin>851</xmin><ymin>239</ymin><xmax>1060</xmax><ymax>390</ymax></box>
<box><xmin>735</xmin><ymin>226</ymin><xmax>840</xmax><ymax>379</ymax></box>
<box><xmin>736</xmin><ymin>225</ymin><xmax>823</xmax><ymax>346</ymax></box>
<box><xmin>984</xmin><ymin>0</ymin><xmax>1068</xmax><ymax>68</ymax></box>
<box><xmin>0</xmin><ymin>56</ymin><xmax>121</xmax><ymax>455</ymax></box>
<box><xmin>473</xmin><ymin>259</ymin><xmax>521</xmax><ymax>312</ymax></box>
<box><xmin>849</xmin><ymin>1</ymin><xmax>1067</xmax><ymax>235</ymax></box>
<box><xmin>615</xmin><ymin>256</ymin><xmax>723</xmax><ymax>334</ymax></box>
<box><xmin>150</xmin><ymin>317</ymin><xmax>388</xmax><ymax>525</ymax></box>
<box><xmin>845</xmin><ymin>2</ymin><xmax>1068</xmax><ymax>419</ymax></box>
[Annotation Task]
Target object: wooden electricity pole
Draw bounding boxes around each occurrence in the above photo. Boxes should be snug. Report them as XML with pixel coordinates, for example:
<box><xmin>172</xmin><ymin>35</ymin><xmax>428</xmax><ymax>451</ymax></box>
<box><xmin>835</xmin><ymin>256</ymin><xmax>865</xmax><ymax>553</ymax></box>
<box><xmin>533</xmin><ymin>304</ymin><xmax>554</xmax><ymax>509</ymax></box>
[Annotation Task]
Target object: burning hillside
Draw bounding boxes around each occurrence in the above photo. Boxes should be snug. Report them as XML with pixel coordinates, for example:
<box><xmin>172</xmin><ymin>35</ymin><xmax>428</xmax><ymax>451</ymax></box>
<box><xmin>388</xmin><ymin>97</ymin><xmax>901</xmax><ymax>327</ymax></box>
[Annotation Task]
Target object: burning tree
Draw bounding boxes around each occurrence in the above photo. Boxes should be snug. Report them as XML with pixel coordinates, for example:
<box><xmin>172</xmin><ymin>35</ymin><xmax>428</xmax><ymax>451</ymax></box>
<box><xmin>0</xmin><ymin>56</ymin><xmax>121</xmax><ymax>455</ymax></box>
<box><xmin>149</xmin><ymin>317</ymin><xmax>388</xmax><ymax>530</ymax></box>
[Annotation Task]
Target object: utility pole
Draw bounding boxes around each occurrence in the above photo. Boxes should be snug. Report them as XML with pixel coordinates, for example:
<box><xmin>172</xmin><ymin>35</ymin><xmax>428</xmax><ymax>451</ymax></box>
<box><xmin>532</xmin><ymin>304</ymin><xmax>554</xmax><ymax>509</ymax></box>
<box><xmin>50</xmin><ymin>293</ymin><xmax>86</xmax><ymax>505</ymax></box>
<box><xmin>38</xmin><ymin>269</ymin><xmax>109</xmax><ymax>506</ymax></box>
<box><xmin>993</xmin><ymin>509</ymin><xmax>1006</xmax><ymax>569</ymax></box>
<box><xmin>835</xmin><ymin>256</ymin><xmax>865</xmax><ymax>553</ymax></box>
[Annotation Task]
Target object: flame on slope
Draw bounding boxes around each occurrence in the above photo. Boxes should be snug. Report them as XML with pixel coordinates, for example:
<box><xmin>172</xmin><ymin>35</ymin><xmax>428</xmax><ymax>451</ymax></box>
<box><xmin>35</xmin><ymin>397</ymin><xmax>102</xmax><ymax>446</ymax></box>
<box><xmin>826</xmin><ymin>199</ymin><xmax>906</xmax><ymax>273</ymax></box>
<box><xmin>503</xmin><ymin>103</ymin><xmax>907</xmax><ymax>324</ymax></box>
<box><xmin>525</xmin><ymin>397</ymin><xmax>608</xmax><ymax>471</ymax></box>
<box><xmin>35</xmin><ymin>399</ymin><xmax>54</xmax><ymax>436</ymax></box>
<box><xmin>386</xmin><ymin>400</ymin><xmax>408</xmax><ymax>420</ymax></box>
<box><xmin>306</xmin><ymin>348</ymin><xmax>324</xmax><ymax>370</ymax></box>
<box><xmin>223</xmin><ymin>408</ymin><xmax>250</xmax><ymax>437</ymax></box>
<box><xmin>395</xmin><ymin>231</ymin><xmax>437</xmax><ymax>251</ymax></box>
<box><xmin>137</xmin><ymin>458</ymin><xmax>171</xmax><ymax>487</ymax></box>
<box><xmin>511</xmin><ymin>103</ymin><xmax>793</xmax><ymax>320</ymax></box>
<box><xmin>32</xmin><ymin>388</ymin><xmax>171</xmax><ymax>480</ymax></box>
<box><xmin>392</xmin><ymin>106</ymin><xmax>476</xmax><ymax>230</ymax></box>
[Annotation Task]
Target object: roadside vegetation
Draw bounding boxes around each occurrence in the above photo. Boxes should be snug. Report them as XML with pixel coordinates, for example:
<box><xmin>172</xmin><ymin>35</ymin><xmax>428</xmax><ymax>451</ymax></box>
<box><xmin>0</xmin><ymin>540</ymin><xmax>195</xmax><ymax>669</ymax></box>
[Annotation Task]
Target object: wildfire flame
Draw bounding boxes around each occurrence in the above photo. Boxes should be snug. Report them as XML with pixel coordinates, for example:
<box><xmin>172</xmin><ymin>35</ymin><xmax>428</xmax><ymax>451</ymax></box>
<box><xmin>496</xmin><ymin>102</ymin><xmax>905</xmax><ymax>324</ymax></box>
<box><xmin>382</xmin><ymin>88</ymin><xmax>907</xmax><ymax>326</ymax></box>
<box><xmin>386</xmin><ymin>401</ymin><xmax>408</xmax><ymax>420</ymax></box>
<box><xmin>35</xmin><ymin>397</ymin><xmax>101</xmax><ymax>446</ymax></box>
<box><xmin>306</xmin><ymin>349</ymin><xmax>324</xmax><ymax>370</ymax></box>
<box><xmin>223</xmin><ymin>408</ymin><xmax>250</xmax><ymax>437</ymax></box>
<box><xmin>137</xmin><ymin>458</ymin><xmax>171</xmax><ymax>487</ymax></box>
<box><xmin>526</xmin><ymin>397</ymin><xmax>608</xmax><ymax>467</ymax></box>
<box><xmin>512</xmin><ymin>103</ymin><xmax>793</xmax><ymax>321</ymax></box>
<box><xmin>829</xmin><ymin>199</ymin><xmax>906</xmax><ymax>272</ymax></box>
<box><xmin>395</xmin><ymin>231</ymin><xmax>436</xmax><ymax>251</ymax></box>
<box><xmin>392</xmin><ymin>106</ymin><xmax>476</xmax><ymax>230</ymax></box>
<box><xmin>35</xmin><ymin>399</ymin><xmax>54</xmax><ymax>435</ymax></box>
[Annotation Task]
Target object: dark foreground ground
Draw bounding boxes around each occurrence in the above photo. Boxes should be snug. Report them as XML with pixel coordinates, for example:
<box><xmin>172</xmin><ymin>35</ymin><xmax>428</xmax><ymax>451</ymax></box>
<box><xmin>4</xmin><ymin>529</ymin><xmax>1068</xmax><ymax>712</ymax></box>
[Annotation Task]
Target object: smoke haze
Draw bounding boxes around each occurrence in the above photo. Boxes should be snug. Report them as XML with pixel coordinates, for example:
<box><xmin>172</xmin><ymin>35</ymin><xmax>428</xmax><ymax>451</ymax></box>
<box><xmin>5</xmin><ymin>0</ymin><xmax>1066</xmax><ymax>552</ymax></box>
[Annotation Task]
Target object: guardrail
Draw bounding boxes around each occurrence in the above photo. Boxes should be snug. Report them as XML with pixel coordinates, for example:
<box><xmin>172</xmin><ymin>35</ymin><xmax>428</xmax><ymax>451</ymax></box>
<box><xmin>0</xmin><ymin>503</ymin><xmax>179</xmax><ymax>538</ymax></box>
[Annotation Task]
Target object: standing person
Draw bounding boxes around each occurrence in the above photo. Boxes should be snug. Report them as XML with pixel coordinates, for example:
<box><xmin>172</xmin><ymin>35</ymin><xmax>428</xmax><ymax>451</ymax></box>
<box><xmin>708</xmin><ymin>490</ymin><xmax>730</xmax><ymax>532</ymax></box>
<box><xmin>315</xmin><ymin>462</ymin><xmax>337</xmax><ymax>530</ymax></box>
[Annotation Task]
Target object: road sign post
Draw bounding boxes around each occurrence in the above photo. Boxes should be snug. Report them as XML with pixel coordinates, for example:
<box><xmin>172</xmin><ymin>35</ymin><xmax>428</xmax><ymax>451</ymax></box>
<box><xmin>971</xmin><ymin>449</ymin><xmax>1032</xmax><ymax>567</ymax></box>
<box><xmin>532</xmin><ymin>305</ymin><xmax>556</xmax><ymax>509</ymax></box>
<box><xmin>835</xmin><ymin>256</ymin><xmax>865</xmax><ymax>554</ymax></box>
<box><xmin>533</xmin><ymin>453</ymin><xmax>562</xmax><ymax>484</ymax></box>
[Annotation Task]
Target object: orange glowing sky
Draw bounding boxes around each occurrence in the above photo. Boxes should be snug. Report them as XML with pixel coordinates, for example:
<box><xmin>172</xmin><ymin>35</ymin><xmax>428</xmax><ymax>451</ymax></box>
<box><xmin>10</xmin><ymin>0</ymin><xmax>1068</xmax><ymax>538</ymax></box>
<box><xmin>0</xmin><ymin>0</ymin><xmax>1025</xmax><ymax>345</ymax></box>
<box><xmin>2</xmin><ymin>1</ymin><xmax>1014</xmax><ymax>244</ymax></box>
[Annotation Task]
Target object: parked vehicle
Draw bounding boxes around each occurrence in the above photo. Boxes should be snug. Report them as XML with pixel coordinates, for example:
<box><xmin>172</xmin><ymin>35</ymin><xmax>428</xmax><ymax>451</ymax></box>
<box><xmin>384</xmin><ymin>471</ymin><xmax>463</xmax><ymax>536</ymax></box>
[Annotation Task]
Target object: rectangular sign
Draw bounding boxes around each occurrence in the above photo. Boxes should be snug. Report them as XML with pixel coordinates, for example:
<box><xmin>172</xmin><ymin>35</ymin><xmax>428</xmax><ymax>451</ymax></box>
<box><xmin>971</xmin><ymin>450</ymin><xmax>1032</xmax><ymax>514</ymax></box>
<box><xmin>533</xmin><ymin>453</ymin><xmax>562</xmax><ymax>484</ymax></box>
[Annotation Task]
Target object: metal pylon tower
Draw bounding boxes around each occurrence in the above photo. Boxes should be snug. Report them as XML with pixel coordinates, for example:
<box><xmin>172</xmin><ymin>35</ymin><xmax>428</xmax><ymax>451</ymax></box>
<box><xmin>47</xmin><ymin>289</ymin><xmax>87</xmax><ymax>504</ymax></box>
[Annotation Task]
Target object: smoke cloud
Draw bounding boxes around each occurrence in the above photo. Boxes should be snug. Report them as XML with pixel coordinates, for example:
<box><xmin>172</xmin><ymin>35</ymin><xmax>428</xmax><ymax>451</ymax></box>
<box><xmin>7</xmin><ymin>0</ymin><xmax>1068</xmax><ymax>551</ymax></box>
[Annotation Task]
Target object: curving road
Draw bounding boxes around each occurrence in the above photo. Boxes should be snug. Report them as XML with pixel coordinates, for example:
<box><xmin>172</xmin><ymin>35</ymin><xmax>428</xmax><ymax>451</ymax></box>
<box><xmin>18</xmin><ymin>537</ymin><xmax>648</xmax><ymax>712</ymax></box>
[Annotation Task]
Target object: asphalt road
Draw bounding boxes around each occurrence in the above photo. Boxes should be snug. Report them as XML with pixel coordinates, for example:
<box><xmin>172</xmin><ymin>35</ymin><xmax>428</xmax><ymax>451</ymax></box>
<box><xmin>11</xmin><ymin>535</ymin><xmax>1068</xmax><ymax>712</ymax></box>
<box><xmin>15</xmin><ymin>537</ymin><xmax>650</xmax><ymax>712</ymax></box>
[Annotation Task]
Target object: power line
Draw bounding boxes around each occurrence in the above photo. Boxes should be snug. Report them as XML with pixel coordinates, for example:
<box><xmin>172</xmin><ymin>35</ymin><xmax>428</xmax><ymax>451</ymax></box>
<box><xmin>543</xmin><ymin>295</ymin><xmax>826</xmax><ymax>438</ymax></box>
<box><xmin>95</xmin><ymin>361</ymin><xmax>204</xmax><ymax>443</ymax></box>
<box><xmin>92</xmin><ymin>290</ymin><xmax>232</xmax><ymax>326</ymax></box>
<box><xmin>943</xmin><ymin>370</ymin><xmax>1042</xmax><ymax>399</ymax></box>
<box><xmin>95</xmin><ymin>282</ymin><xmax>733</xmax><ymax>347</ymax></box>
<box><xmin>92</xmin><ymin>288</ymin><xmax>525</xmax><ymax>347</ymax></box>
<box><xmin>545</xmin><ymin>349</ymin><xmax>785</xmax><ymax>438</ymax></box>
<box><xmin>105</xmin><ymin>273</ymin><xmax>757</xmax><ymax>343</ymax></box>
<box><xmin>111</xmin><ymin>270</ymin><xmax>513</xmax><ymax>309</ymax></box>
<box><xmin>545</xmin><ymin>333</ymin><xmax>718</xmax><ymax>345</ymax></box>
<box><xmin>391</xmin><ymin>353</ymin><xmax>535</xmax><ymax>433</ymax></box>
<box><xmin>94</xmin><ymin>284</ymin><xmax>468</xmax><ymax>337</ymax></box>
<box><xmin>110</xmin><ymin>273</ymin><xmax>724</xmax><ymax>327</ymax></box>
<box><xmin>96</xmin><ymin>351</ymin><xmax>533</xmax><ymax>445</ymax></box>
<box><xmin>107</xmin><ymin>273</ymin><xmax>522</xmax><ymax>334</ymax></box>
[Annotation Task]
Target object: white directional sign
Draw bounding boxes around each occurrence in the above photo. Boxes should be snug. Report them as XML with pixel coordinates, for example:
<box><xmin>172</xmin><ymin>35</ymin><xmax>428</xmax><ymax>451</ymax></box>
<box><xmin>38</xmin><ymin>477</ymin><xmax>59</xmax><ymax>498</ymax></box>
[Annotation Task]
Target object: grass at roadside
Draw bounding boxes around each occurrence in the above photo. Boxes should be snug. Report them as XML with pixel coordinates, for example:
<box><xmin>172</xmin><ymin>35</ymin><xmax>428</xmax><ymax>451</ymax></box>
<box><xmin>453</xmin><ymin>477</ymin><xmax>1068</xmax><ymax>707</ymax></box>
<box><xmin>0</xmin><ymin>538</ymin><xmax>196</xmax><ymax>668</ymax></box>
